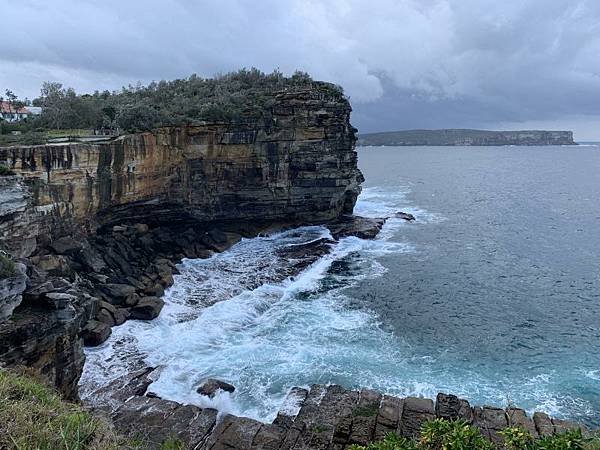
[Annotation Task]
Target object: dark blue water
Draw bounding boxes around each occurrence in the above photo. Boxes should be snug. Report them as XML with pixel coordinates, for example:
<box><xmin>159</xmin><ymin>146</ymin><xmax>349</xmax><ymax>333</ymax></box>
<box><xmin>83</xmin><ymin>144</ymin><xmax>600</xmax><ymax>426</ymax></box>
<box><xmin>356</xmin><ymin>144</ymin><xmax>600</xmax><ymax>426</ymax></box>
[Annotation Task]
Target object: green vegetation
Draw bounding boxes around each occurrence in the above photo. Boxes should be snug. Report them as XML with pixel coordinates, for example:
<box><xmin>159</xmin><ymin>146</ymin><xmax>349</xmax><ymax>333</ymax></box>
<box><xmin>0</xmin><ymin>253</ymin><xmax>16</xmax><ymax>278</ymax></box>
<box><xmin>348</xmin><ymin>418</ymin><xmax>600</xmax><ymax>450</ymax></box>
<box><xmin>0</xmin><ymin>69</ymin><xmax>344</xmax><ymax>140</ymax></box>
<box><xmin>0</xmin><ymin>369</ymin><xmax>185</xmax><ymax>449</ymax></box>
<box><xmin>0</xmin><ymin>164</ymin><xmax>15</xmax><ymax>176</ymax></box>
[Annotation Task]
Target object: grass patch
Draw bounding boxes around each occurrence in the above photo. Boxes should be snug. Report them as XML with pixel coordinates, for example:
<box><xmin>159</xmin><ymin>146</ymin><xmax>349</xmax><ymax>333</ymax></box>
<box><xmin>0</xmin><ymin>164</ymin><xmax>15</xmax><ymax>176</ymax></box>
<box><xmin>0</xmin><ymin>253</ymin><xmax>16</xmax><ymax>279</ymax></box>
<box><xmin>354</xmin><ymin>404</ymin><xmax>379</xmax><ymax>417</ymax></box>
<box><xmin>0</xmin><ymin>369</ymin><xmax>185</xmax><ymax>449</ymax></box>
<box><xmin>349</xmin><ymin>418</ymin><xmax>600</xmax><ymax>450</ymax></box>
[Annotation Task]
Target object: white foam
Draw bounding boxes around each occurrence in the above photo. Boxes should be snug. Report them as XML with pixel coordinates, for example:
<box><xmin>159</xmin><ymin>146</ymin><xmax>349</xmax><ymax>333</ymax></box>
<box><xmin>81</xmin><ymin>186</ymin><xmax>589</xmax><ymax>424</ymax></box>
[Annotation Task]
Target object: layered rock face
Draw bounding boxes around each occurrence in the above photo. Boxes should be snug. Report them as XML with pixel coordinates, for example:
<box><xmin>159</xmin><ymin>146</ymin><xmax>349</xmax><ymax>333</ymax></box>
<box><xmin>1</xmin><ymin>89</ymin><xmax>361</xmax><ymax>249</ymax></box>
<box><xmin>0</xmin><ymin>89</ymin><xmax>363</xmax><ymax>397</ymax></box>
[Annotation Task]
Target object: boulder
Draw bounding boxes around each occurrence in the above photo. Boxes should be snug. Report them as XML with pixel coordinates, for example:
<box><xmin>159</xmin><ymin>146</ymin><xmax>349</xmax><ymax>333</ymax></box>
<box><xmin>196</xmin><ymin>378</ymin><xmax>236</xmax><ymax>397</ymax></box>
<box><xmin>37</xmin><ymin>255</ymin><xmax>71</xmax><ymax>276</ymax></box>
<box><xmin>49</xmin><ymin>236</ymin><xmax>83</xmax><ymax>255</ymax></box>
<box><xmin>396</xmin><ymin>211</ymin><xmax>416</xmax><ymax>221</ymax></box>
<box><xmin>44</xmin><ymin>292</ymin><xmax>77</xmax><ymax>309</ymax></box>
<box><xmin>129</xmin><ymin>296</ymin><xmax>164</xmax><ymax>320</ymax></box>
<box><xmin>100</xmin><ymin>283</ymin><xmax>136</xmax><ymax>304</ymax></box>
<box><xmin>81</xmin><ymin>320</ymin><xmax>111</xmax><ymax>346</ymax></box>
<box><xmin>144</xmin><ymin>283</ymin><xmax>165</xmax><ymax>297</ymax></box>
<box><xmin>327</xmin><ymin>215</ymin><xmax>387</xmax><ymax>240</ymax></box>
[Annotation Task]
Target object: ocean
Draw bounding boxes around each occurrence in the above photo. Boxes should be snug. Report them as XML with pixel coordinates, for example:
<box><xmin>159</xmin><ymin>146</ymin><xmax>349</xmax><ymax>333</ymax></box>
<box><xmin>80</xmin><ymin>144</ymin><xmax>600</xmax><ymax>427</ymax></box>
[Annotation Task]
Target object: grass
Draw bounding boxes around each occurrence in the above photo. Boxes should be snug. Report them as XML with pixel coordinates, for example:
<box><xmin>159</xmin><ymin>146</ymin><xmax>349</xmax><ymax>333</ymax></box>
<box><xmin>0</xmin><ymin>369</ymin><xmax>186</xmax><ymax>449</ymax></box>
<box><xmin>0</xmin><ymin>253</ymin><xmax>16</xmax><ymax>279</ymax></box>
<box><xmin>349</xmin><ymin>418</ymin><xmax>600</xmax><ymax>450</ymax></box>
<box><xmin>0</xmin><ymin>164</ymin><xmax>16</xmax><ymax>176</ymax></box>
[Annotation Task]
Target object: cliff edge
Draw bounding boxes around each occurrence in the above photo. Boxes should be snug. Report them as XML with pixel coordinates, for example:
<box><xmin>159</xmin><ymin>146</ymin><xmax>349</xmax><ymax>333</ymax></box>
<box><xmin>0</xmin><ymin>87</ymin><xmax>365</xmax><ymax>397</ymax></box>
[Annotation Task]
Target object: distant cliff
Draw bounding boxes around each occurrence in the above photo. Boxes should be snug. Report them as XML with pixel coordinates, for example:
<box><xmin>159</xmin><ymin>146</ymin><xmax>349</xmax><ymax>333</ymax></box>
<box><xmin>358</xmin><ymin>129</ymin><xmax>576</xmax><ymax>146</ymax></box>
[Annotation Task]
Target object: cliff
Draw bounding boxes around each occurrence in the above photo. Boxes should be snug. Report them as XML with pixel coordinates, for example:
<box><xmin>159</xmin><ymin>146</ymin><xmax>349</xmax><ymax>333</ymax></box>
<box><xmin>358</xmin><ymin>129</ymin><xmax>576</xmax><ymax>146</ymax></box>
<box><xmin>0</xmin><ymin>88</ymin><xmax>365</xmax><ymax>397</ymax></box>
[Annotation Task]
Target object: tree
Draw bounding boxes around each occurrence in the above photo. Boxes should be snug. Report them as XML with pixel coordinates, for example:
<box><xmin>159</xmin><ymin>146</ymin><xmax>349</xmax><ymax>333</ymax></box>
<box><xmin>4</xmin><ymin>90</ymin><xmax>25</xmax><ymax>121</ymax></box>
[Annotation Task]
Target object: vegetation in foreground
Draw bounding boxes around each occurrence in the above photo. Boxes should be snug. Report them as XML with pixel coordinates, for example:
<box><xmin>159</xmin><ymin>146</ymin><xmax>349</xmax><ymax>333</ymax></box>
<box><xmin>0</xmin><ymin>163</ymin><xmax>16</xmax><ymax>176</ymax></box>
<box><xmin>0</xmin><ymin>252</ymin><xmax>16</xmax><ymax>278</ymax></box>
<box><xmin>349</xmin><ymin>418</ymin><xmax>600</xmax><ymax>450</ymax></box>
<box><xmin>0</xmin><ymin>369</ymin><xmax>184</xmax><ymax>449</ymax></box>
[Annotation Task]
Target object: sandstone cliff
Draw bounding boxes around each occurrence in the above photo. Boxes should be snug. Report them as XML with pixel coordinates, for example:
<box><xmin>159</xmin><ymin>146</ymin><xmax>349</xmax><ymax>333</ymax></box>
<box><xmin>0</xmin><ymin>88</ymin><xmax>364</xmax><ymax>397</ymax></box>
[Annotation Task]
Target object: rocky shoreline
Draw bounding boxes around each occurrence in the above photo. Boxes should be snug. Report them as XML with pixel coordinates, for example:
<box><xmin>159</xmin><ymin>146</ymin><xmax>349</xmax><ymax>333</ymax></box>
<box><xmin>85</xmin><ymin>365</ymin><xmax>589</xmax><ymax>449</ymax></box>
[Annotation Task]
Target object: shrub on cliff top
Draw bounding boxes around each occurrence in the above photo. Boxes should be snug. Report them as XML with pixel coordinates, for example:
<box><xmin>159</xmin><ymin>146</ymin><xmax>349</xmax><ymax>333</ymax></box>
<box><xmin>31</xmin><ymin>68</ymin><xmax>346</xmax><ymax>133</ymax></box>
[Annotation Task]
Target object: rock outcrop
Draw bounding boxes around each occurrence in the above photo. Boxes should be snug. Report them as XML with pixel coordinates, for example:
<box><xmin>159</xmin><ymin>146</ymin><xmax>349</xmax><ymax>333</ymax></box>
<box><xmin>0</xmin><ymin>88</ymin><xmax>365</xmax><ymax>398</ymax></box>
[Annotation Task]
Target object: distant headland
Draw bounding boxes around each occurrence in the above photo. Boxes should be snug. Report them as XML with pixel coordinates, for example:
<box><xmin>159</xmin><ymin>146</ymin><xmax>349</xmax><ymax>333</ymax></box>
<box><xmin>358</xmin><ymin>129</ymin><xmax>576</xmax><ymax>146</ymax></box>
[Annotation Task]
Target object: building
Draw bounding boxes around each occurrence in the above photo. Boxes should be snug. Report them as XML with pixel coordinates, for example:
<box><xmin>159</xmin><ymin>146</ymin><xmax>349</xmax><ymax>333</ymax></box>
<box><xmin>0</xmin><ymin>101</ymin><xmax>33</xmax><ymax>122</ymax></box>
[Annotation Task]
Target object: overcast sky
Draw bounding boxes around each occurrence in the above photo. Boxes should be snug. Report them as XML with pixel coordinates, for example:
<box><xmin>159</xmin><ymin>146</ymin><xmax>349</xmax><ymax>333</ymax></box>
<box><xmin>1</xmin><ymin>0</ymin><xmax>599</xmax><ymax>139</ymax></box>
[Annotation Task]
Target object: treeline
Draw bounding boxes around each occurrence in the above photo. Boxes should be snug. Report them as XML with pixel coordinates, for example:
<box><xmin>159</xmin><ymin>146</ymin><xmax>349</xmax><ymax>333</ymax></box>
<box><xmin>3</xmin><ymin>69</ymin><xmax>343</xmax><ymax>133</ymax></box>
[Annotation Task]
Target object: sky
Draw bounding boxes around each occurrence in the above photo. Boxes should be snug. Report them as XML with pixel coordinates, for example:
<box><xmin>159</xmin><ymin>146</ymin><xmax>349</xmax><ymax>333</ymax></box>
<box><xmin>1</xmin><ymin>0</ymin><xmax>599</xmax><ymax>139</ymax></box>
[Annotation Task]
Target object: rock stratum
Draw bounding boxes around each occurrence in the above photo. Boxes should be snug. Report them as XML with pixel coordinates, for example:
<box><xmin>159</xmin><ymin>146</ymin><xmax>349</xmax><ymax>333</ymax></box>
<box><xmin>0</xmin><ymin>88</ymin><xmax>365</xmax><ymax>400</ymax></box>
<box><xmin>358</xmin><ymin>129</ymin><xmax>576</xmax><ymax>146</ymax></box>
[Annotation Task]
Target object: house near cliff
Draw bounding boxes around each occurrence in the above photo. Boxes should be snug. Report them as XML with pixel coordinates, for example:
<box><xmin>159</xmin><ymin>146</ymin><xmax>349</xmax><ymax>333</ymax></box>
<box><xmin>0</xmin><ymin>101</ymin><xmax>33</xmax><ymax>122</ymax></box>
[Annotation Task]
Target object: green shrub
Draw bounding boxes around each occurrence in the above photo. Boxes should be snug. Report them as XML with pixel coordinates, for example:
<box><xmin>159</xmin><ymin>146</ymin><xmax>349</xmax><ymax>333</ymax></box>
<box><xmin>419</xmin><ymin>419</ymin><xmax>493</xmax><ymax>450</ymax></box>
<box><xmin>0</xmin><ymin>253</ymin><xmax>16</xmax><ymax>278</ymax></box>
<box><xmin>0</xmin><ymin>164</ymin><xmax>15</xmax><ymax>176</ymax></box>
<box><xmin>350</xmin><ymin>419</ymin><xmax>600</xmax><ymax>450</ymax></box>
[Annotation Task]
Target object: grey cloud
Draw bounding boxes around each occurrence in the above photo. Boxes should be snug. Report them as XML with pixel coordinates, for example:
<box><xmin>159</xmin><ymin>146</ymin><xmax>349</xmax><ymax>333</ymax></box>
<box><xmin>0</xmin><ymin>0</ymin><xmax>599</xmax><ymax>137</ymax></box>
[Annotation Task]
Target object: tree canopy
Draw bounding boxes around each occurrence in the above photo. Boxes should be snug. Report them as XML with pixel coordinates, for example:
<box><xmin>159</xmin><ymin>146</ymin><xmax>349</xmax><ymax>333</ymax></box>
<box><xmin>22</xmin><ymin>69</ymin><xmax>343</xmax><ymax>132</ymax></box>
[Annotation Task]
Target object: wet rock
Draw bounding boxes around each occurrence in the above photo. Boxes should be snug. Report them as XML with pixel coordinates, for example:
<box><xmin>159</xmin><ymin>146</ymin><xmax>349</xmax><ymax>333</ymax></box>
<box><xmin>144</xmin><ymin>283</ymin><xmax>165</xmax><ymax>297</ymax></box>
<box><xmin>274</xmin><ymin>387</ymin><xmax>309</xmax><ymax>429</ymax></box>
<box><xmin>81</xmin><ymin>320</ymin><xmax>111</xmax><ymax>346</ymax></box>
<box><xmin>129</xmin><ymin>296</ymin><xmax>164</xmax><ymax>320</ymax></box>
<box><xmin>327</xmin><ymin>215</ymin><xmax>386</xmax><ymax>240</ymax></box>
<box><xmin>197</xmin><ymin>378</ymin><xmax>236</xmax><ymax>397</ymax></box>
<box><xmin>396</xmin><ymin>211</ymin><xmax>416</xmax><ymax>221</ymax></box>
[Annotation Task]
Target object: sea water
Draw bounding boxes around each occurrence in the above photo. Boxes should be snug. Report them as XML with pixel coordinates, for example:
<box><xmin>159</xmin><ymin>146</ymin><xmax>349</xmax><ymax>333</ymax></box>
<box><xmin>81</xmin><ymin>144</ymin><xmax>600</xmax><ymax>426</ymax></box>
